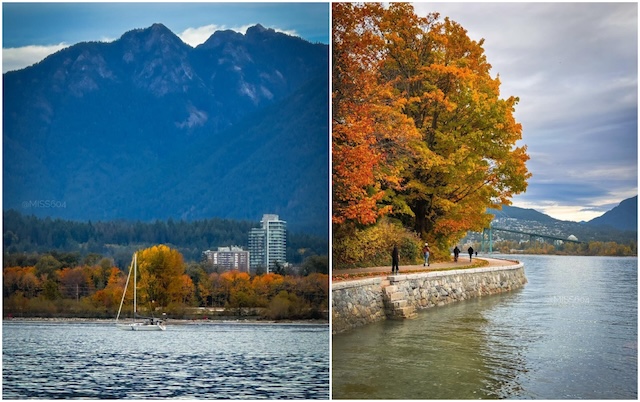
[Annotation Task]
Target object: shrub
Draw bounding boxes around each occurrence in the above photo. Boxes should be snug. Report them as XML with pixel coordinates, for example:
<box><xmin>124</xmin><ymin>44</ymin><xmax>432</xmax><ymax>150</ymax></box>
<box><xmin>333</xmin><ymin>218</ymin><xmax>422</xmax><ymax>269</ymax></box>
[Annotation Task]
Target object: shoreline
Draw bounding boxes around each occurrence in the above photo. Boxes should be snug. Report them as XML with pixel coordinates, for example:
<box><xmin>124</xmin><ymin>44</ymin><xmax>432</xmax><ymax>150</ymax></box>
<box><xmin>3</xmin><ymin>316</ymin><xmax>329</xmax><ymax>326</ymax></box>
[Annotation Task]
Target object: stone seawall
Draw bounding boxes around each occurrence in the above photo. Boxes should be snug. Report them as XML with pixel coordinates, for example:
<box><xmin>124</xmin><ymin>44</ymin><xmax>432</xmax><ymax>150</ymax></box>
<box><xmin>332</xmin><ymin>262</ymin><xmax>526</xmax><ymax>334</ymax></box>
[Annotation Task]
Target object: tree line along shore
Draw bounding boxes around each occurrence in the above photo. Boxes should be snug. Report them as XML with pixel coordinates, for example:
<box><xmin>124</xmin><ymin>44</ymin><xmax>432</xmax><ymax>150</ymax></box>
<box><xmin>4</xmin><ymin>245</ymin><xmax>328</xmax><ymax>321</ymax></box>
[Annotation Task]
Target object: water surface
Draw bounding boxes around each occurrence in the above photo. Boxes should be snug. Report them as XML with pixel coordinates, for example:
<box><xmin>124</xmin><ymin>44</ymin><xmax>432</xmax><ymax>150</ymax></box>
<box><xmin>3</xmin><ymin>321</ymin><xmax>329</xmax><ymax>399</ymax></box>
<box><xmin>332</xmin><ymin>255</ymin><xmax>637</xmax><ymax>399</ymax></box>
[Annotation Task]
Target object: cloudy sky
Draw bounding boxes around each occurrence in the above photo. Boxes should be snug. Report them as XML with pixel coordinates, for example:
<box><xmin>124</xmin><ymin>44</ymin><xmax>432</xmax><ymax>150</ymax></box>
<box><xmin>2</xmin><ymin>2</ymin><xmax>637</xmax><ymax>222</ymax></box>
<box><xmin>414</xmin><ymin>2</ymin><xmax>637</xmax><ymax>222</ymax></box>
<box><xmin>2</xmin><ymin>2</ymin><xmax>329</xmax><ymax>73</ymax></box>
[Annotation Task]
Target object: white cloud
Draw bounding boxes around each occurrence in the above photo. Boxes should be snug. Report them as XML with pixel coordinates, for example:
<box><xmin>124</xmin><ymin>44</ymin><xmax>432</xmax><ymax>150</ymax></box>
<box><xmin>178</xmin><ymin>24</ymin><xmax>225</xmax><ymax>47</ymax></box>
<box><xmin>3</xmin><ymin>43</ymin><xmax>69</xmax><ymax>73</ymax></box>
<box><xmin>178</xmin><ymin>24</ymin><xmax>299</xmax><ymax>47</ymax></box>
<box><xmin>538</xmin><ymin>205</ymin><xmax>603</xmax><ymax>223</ymax></box>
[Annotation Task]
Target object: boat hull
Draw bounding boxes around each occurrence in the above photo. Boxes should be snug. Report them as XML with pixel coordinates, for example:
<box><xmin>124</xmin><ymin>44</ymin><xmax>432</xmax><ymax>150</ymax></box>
<box><xmin>116</xmin><ymin>322</ymin><xmax>166</xmax><ymax>331</ymax></box>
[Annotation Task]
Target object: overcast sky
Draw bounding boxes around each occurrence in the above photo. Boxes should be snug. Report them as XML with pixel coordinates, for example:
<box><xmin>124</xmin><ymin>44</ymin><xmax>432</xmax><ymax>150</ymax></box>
<box><xmin>2</xmin><ymin>2</ymin><xmax>637</xmax><ymax>222</ymax></box>
<box><xmin>415</xmin><ymin>2</ymin><xmax>638</xmax><ymax>222</ymax></box>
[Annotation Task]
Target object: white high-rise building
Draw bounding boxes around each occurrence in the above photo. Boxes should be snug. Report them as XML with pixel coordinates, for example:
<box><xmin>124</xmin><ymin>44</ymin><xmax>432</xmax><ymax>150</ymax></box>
<box><xmin>249</xmin><ymin>214</ymin><xmax>287</xmax><ymax>273</ymax></box>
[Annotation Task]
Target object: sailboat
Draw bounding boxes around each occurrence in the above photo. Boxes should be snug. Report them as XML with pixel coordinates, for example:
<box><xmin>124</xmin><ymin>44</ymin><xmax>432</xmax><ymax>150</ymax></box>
<box><xmin>116</xmin><ymin>253</ymin><xmax>166</xmax><ymax>331</ymax></box>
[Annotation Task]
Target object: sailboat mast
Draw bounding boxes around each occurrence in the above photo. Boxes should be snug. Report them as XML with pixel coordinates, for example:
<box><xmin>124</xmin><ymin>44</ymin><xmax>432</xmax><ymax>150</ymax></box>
<box><xmin>116</xmin><ymin>255</ymin><xmax>135</xmax><ymax>323</ymax></box>
<box><xmin>133</xmin><ymin>252</ymin><xmax>137</xmax><ymax>320</ymax></box>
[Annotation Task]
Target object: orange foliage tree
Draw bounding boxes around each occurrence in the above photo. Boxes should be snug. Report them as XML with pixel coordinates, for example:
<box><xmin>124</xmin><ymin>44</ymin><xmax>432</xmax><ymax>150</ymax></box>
<box><xmin>332</xmin><ymin>2</ymin><xmax>422</xmax><ymax>227</ymax></box>
<box><xmin>332</xmin><ymin>3</ymin><xmax>531</xmax><ymax>261</ymax></box>
<box><xmin>3</xmin><ymin>266</ymin><xmax>41</xmax><ymax>298</ymax></box>
<box><xmin>91</xmin><ymin>267</ymin><xmax>125</xmax><ymax>312</ymax></box>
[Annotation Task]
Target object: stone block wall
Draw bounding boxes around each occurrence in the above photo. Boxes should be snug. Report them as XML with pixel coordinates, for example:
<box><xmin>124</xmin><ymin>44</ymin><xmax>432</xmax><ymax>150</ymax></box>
<box><xmin>332</xmin><ymin>263</ymin><xmax>526</xmax><ymax>334</ymax></box>
<box><xmin>332</xmin><ymin>277</ymin><xmax>388</xmax><ymax>334</ymax></box>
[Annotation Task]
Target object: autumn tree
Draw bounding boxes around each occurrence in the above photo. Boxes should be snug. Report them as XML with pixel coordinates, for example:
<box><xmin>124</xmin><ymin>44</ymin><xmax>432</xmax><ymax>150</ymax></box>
<box><xmin>178</xmin><ymin>274</ymin><xmax>195</xmax><ymax>305</ymax></box>
<box><xmin>197</xmin><ymin>270</ymin><xmax>212</xmax><ymax>307</ymax></box>
<box><xmin>219</xmin><ymin>271</ymin><xmax>256</xmax><ymax>313</ymax></box>
<box><xmin>381</xmin><ymin>5</ymin><xmax>530</xmax><ymax>248</ymax></box>
<box><xmin>332</xmin><ymin>3</ymin><xmax>530</xmax><ymax>262</ymax></box>
<box><xmin>332</xmin><ymin>2</ymin><xmax>422</xmax><ymax>227</ymax></box>
<box><xmin>91</xmin><ymin>267</ymin><xmax>125</xmax><ymax>312</ymax></box>
<box><xmin>251</xmin><ymin>273</ymin><xmax>285</xmax><ymax>306</ymax></box>
<box><xmin>3</xmin><ymin>266</ymin><xmax>40</xmax><ymax>298</ymax></box>
<box><xmin>136</xmin><ymin>245</ymin><xmax>187</xmax><ymax>311</ymax></box>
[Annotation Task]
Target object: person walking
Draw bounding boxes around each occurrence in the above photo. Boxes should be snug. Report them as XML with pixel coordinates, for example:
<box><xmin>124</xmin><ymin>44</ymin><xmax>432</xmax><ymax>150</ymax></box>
<box><xmin>422</xmin><ymin>242</ymin><xmax>430</xmax><ymax>267</ymax></box>
<box><xmin>467</xmin><ymin>246</ymin><xmax>474</xmax><ymax>262</ymax></box>
<box><xmin>453</xmin><ymin>246</ymin><xmax>460</xmax><ymax>262</ymax></box>
<box><xmin>392</xmin><ymin>245</ymin><xmax>399</xmax><ymax>274</ymax></box>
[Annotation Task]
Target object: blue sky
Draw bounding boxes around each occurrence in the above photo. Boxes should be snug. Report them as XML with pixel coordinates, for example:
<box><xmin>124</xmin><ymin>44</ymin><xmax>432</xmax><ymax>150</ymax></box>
<box><xmin>3</xmin><ymin>2</ymin><xmax>329</xmax><ymax>72</ymax></box>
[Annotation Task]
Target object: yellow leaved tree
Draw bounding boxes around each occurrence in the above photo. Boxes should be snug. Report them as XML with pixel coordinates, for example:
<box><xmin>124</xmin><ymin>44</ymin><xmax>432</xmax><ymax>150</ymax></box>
<box><xmin>136</xmin><ymin>245</ymin><xmax>188</xmax><ymax>312</ymax></box>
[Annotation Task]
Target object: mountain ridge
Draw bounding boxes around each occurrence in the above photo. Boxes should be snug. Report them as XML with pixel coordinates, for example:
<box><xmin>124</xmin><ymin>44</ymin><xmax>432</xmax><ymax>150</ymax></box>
<box><xmin>490</xmin><ymin>196</ymin><xmax>637</xmax><ymax>232</ymax></box>
<box><xmin>487</xmin><ymin>196</ymin><xmax>637</xmax><ymax>243</ymax></box>
<box><xmin>3</xmin><ymin>23</ymin><xmax>329</xmax><ymax>235</ymax></box>
<box><xmin>587</xmin><ymin>195</ymin><xmax>637</xmax><ymax>232</ymax></box>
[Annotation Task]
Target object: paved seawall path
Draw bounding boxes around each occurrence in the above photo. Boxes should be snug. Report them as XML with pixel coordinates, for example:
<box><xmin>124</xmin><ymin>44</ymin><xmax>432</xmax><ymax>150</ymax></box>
<box><xmin>333</xmin><ymin>256</ymin><xmax>518</xmax><ymax>280</ymax></box>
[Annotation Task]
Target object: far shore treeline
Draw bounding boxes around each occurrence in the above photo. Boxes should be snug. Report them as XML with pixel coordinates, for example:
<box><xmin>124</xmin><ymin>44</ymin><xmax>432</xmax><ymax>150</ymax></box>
<box><xmin>3</xmin><ymin>210</ymin><xmax>328</xmax><ymax>268</ymax></box>
<box><xmin>3</xmin><ymin>211</ymin><xmax>328</xmax><ymax>320</ymax></box>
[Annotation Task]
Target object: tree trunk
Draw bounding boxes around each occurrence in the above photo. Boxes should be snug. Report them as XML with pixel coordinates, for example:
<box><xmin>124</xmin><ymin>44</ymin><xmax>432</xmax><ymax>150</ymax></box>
<box><xmin>411</xmin><ymin>196</ymin><xmax>436</xmax><ymax>240</ymax></box>
<box><xmin>412</xmin><ymin>199</ymin><xmax>428</xmax><ymax>238</ymax></box>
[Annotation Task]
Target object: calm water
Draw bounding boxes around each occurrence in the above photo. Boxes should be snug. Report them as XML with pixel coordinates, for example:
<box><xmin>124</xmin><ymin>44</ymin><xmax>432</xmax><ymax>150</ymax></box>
<box><xmin>332</xmin><ymin>255</ymin><xmax>637</xmax><ymax>399</ymax></box>
<box><xmin>3</xmin><ymin>322</ymin><xmax>329</xmax><ymax>399</ymax></box>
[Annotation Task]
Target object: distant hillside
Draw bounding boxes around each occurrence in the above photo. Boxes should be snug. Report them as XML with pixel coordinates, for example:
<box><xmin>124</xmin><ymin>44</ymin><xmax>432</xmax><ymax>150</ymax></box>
<box><xmin>489</xmin><ymin>205</ymin><xmax>560</xmax><ymax>224</ymax></box>
<box><xmin>588</xmin><ymin>196</ymin><xmax>637</xmax><ymax>232</ymax></box>
<box><xmin>2</xmin><ymin>210</ymin><xmax>328</xmax><ymax>268</ymax></box>
<box><xmin>3</xmin><ymin>23</ymin><xmax>328</xmax><ymax>235</ymax></box>
<box><xmin>486</xmin><ymin>201</ymin><xmax>636</xmax><ymax>243</ymax></box>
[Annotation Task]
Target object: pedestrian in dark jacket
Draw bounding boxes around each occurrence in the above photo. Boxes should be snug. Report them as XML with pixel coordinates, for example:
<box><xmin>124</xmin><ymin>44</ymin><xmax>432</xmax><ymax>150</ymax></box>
<box><xmin>392</xmin><ymin>245</ymin><xmax>399</xmax><ymax>274</ymax></box>
<box><xmin>453</xmin><ymin>246</ymin><xmax>460</xmax><ymax>262</ymax></box>
<box><xmin>468</xmin><ymin>246</ymin><xmax>474</xmax><ymax>262</ymax></box>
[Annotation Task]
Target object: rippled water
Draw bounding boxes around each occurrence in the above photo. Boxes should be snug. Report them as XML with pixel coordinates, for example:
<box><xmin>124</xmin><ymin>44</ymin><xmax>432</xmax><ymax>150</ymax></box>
<box><xmin>332</xmin><ymin>255</ymin><xmax>637</xmax><ymax>399</ymax></box>
<box><xmin>3</xmin><ymin>322</ymin><xmax>329</xmax><ymax>399</ymax></box>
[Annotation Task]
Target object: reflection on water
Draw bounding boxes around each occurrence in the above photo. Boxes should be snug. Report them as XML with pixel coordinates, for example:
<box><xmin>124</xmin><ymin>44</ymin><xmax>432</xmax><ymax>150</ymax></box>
<box><xmin>3</xmin><ymin>322</ymin><xmax>329</xmax><ymax>399</ymax></box>
<box><xmin>332</xmin><ymin>255</ymin><xmax>637</xmax><ymax>399</ymax></box>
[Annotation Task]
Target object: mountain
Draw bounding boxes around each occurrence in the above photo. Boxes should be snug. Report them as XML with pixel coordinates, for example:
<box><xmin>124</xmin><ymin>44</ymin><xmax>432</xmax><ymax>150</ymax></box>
<box><xmin>587</xmin><ymin>196</ymin><xmax>637</xmax><ymax>232</ymax></box>
<box><xmin>489</xmin><ymin>205</ymin><xmax>560</xmax><ymax>224</ymax></box>
<box><xmin>486</xmin><ymin>199</ymin><xmax>637</xmax><ymax>244</ymax></box>
<box><xmin>3</xmin><ymin>24</ymin><xmax>328</xmax><ymax>235</ymax></box>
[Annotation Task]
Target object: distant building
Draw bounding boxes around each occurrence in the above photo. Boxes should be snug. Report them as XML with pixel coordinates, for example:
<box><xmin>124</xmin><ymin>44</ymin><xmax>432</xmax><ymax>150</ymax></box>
<box><xmin>203</xmin><ymin>246</ymin><xmax>249</xmax><ymax>273</ymax></box>
<box><xmin>249</xmin><ymin>214</ymin><xmax>287</xmax><ymax>273</ymax></box>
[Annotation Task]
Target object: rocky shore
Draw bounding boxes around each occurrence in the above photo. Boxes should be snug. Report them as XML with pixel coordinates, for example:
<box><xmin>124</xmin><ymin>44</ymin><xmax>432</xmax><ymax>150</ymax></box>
<box><xmin>4</xmin><ymin>316</ymin><xmax>328</xmax><ymax>326</ymax></box>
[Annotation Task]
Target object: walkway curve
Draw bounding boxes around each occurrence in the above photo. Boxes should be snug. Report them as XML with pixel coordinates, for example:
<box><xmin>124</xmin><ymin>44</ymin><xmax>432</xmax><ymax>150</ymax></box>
<box><xmin>332</xmin><ymin>256</ymin><xmax>519</xmax><ymax>280</ymax></box>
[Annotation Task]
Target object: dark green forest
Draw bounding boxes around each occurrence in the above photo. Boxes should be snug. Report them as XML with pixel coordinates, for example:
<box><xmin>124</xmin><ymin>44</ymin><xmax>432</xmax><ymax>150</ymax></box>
<box><xmin>3</xmin><ymin>210</ymin><xmax>328</xmax><ymax>269</ymax></box>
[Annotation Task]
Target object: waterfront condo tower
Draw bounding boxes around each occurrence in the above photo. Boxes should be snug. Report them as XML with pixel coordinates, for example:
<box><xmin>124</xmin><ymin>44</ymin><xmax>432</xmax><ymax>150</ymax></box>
<box><xmin>249</xmin><ymin>214</ymin><xmax>287</xmax><ymax>273</ymax></box>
